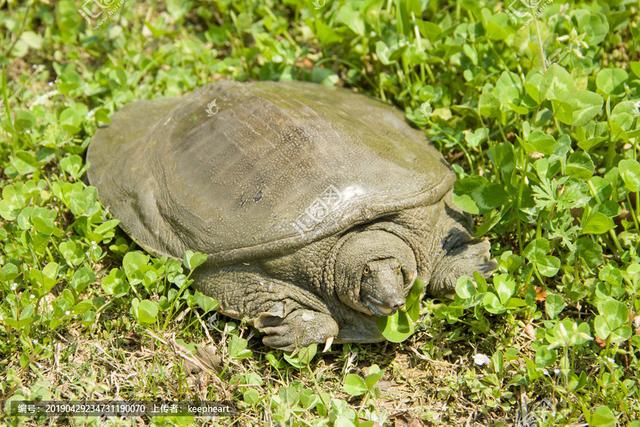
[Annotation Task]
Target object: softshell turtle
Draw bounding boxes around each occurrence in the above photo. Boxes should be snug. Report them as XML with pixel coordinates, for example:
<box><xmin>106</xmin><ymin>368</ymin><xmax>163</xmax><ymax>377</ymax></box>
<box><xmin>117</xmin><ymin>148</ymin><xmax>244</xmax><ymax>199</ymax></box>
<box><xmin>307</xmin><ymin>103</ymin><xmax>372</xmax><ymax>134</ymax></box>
<box><xmin>87</xmin><ymin>80</ymin><xmax>495</xmax><ymax>350</ymax></box>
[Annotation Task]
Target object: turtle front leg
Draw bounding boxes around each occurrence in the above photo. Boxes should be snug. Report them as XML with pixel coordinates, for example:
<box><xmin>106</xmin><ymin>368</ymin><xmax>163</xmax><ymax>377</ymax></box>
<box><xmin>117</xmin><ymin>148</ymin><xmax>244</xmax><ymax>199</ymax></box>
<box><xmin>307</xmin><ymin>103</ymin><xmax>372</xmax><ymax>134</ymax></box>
<box><xmin>193</xmin><ymin>266</ymin><xmax>338</xmax><ymax>351</ymax></box>
<box><xmin>429</xmin><ymin>223</ymin><xmax>495</xmax><ymax>295</ymax></box>
<box><xmin>427</xmin><ymin>197</ymin><xmax>496</xmax><ymax>295</ymax></box>
<box><xmin>387</xmin><ymin>193</ymin><xmax>496</xmax><ymax>296</ymax></box>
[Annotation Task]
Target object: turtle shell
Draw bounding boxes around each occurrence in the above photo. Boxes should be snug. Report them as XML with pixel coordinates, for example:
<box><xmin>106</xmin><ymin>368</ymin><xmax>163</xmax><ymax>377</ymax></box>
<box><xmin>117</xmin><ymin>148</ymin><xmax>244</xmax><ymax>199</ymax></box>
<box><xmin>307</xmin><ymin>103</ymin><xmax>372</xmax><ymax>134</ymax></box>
<box><xmin>87</xmin><ymin>80</ymin><xmax>455</xmax><ymax>264</ymax></box>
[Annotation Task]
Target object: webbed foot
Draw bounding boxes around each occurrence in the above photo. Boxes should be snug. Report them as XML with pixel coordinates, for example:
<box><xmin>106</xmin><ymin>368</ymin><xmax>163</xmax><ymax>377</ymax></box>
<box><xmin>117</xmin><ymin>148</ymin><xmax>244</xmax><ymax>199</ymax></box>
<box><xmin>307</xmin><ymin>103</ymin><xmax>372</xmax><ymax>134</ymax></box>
<box><xmin>255</xmin><ymin>309</ymin><xmax>339</xmax><ymax>351</ymax></box>
<box><xmin>430</xmin><ymin>231</ymin><xmax>496</xmax><ymax>295</ymax></box>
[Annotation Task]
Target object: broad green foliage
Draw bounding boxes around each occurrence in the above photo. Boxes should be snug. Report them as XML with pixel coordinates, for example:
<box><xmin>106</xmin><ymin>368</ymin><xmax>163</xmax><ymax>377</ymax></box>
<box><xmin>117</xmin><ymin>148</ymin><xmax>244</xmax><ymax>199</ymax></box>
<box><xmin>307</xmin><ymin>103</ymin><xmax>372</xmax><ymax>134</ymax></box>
<box><xmin>1</xmin><ymin>0</ymin><xmax>640</xmax><ymax>424</ymax></box>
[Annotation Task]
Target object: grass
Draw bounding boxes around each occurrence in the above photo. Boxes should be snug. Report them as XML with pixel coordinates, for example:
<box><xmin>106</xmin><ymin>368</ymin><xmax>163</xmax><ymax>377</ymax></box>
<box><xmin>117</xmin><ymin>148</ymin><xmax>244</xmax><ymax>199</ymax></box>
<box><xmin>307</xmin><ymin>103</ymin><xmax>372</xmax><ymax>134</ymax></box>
<box><xmin>1</xmin><ymin>0</ymin><xmax>640</xmax><ymax>425</ymax></box>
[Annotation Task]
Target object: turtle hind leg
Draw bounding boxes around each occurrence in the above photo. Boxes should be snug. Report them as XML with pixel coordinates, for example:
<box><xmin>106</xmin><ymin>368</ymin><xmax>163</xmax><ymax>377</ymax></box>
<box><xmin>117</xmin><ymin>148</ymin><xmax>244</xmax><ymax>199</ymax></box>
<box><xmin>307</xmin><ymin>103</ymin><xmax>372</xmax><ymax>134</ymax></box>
<box><xmin>428</xmin><ymin>205</ymin><xmax>496</xmax><ymax>296</ymax></box>
<box><xmin>194</xmin><ymin>266</ymin><xmax>338</xmax><ymax>351</ymax></box>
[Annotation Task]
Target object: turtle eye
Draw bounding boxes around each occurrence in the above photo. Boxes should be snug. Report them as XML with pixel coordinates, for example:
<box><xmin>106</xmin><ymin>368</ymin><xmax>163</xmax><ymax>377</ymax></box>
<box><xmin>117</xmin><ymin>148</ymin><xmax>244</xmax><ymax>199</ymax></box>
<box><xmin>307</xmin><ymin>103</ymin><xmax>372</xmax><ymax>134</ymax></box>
<box><xmin>362</xmin><ymin>265</ymin><xmax>370</xmax><ymax>275</ymax></box>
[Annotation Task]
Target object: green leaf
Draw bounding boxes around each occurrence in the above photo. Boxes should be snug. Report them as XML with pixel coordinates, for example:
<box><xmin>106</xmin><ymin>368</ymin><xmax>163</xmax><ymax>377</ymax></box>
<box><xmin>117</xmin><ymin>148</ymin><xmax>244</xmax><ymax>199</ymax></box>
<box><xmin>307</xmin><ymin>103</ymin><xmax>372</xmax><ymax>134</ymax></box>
<box><xmin>375</xmin><ymin>41</ymin><xmax>393</xmax><ymax>65</ymax></box>
<box><xmin>122</xmin><ymin>251</ymin><xmax>150</xmax><ymax>284</ymax></box>
<box><xmin>0</xmin><ymin>263</ymin><xmax>19</xmax><ymax>282</ymax></box>
<box><xmin>478</xmin><ymin>86</ymin><xmax>500</xmax><ymax>118</ymax></box>
<box><xmin>536</xmin><ymin>254</ymin><xmax>561</xmax><ymax>277</ymax></box>
<box><xmin>183</xmin><ymin>250</ymin><xmax>208</xmax><ymax>271</ymax></box>
<box><xmin>70</xmin><ymin>266</ymin><xmax>95</xmax><ymax>293</ymax></box>
<box><xmin>40</xmin><ymin>262</ymin><xmax>59</xmax><ymax>294</ymax></box>
<box><xmin>495</xmin><ymin>71</ymin><xmax>522</xmax><ymax>112</ymax></box>
<box><xmin>581</xmin><ymin>212</ymin><xmax>615</xmax><ymax>235</ymax></box>
<box><xmin>20</xmin><ymin>31</ymin><xmax>43</xmax><ymax>50</ymax></box>
<box><xmin>619</xmin><ymin>159</ymin><xmax>640</xmax><ymax>192</ymax></box>
<box><xmin>377</xmin><ymin>278</ymin><xmax>424</xmax><ymax>343</ymax></box>
<box><xmin>0</xmin><ymin>183</ymin><xmax>28</xmax><ymax>220</ymax></box>
<box><xmin>524</xmin><ymin>70</ymin><xmax>544</xmax><ymax>104</ymax></box>
<box><xmin>166</xmin><ymin>0</ymin><xmax>190</xmax><ymax>21</ymax></box>
<box><xmin>554</xmin><ymin>90</ymin><xmax>603</xmax><ymax>127</ymax></box>
<box><xmin>94</xmin><ymin>219</ymin><xmax>121</xmax><ymax>240</ymax></box>
<box><xmin>524</xmin><ymin>239</ymin><xmax>560</xmax><ymax>277</ymax></box>
<box><xmin>482</xmin><ymin>11</ymin><xmax>514</xmax><ymax>41</ymax></box>
<box><xmin>10</xmin><ymin>151</ymin><xmax>38</xmax><ymax>175</ymax></box>
<box><xmin>566</xmin><ymin>152</ymin><xmax>595</xmax><ymax>179</ymax></box>
<box><xmin>243</xmin><ymin>389</ymin><xmax>260</xmax><ymax>405</ymax></box>
<box><xmin>59</xmin><ymin>240</ymin><xmax>85</xmax><ymax>266</ymax></box>
<box><xmin>576</xmin><ymin>237</ymin><xmax>604</xmax><ymax>268</ymax></box>
<box><xmin>535</xmin><ymin>345</ymin><xmax>557</xmax><ymax>367</ymax></box>
<box><xmin>464</xmin><ymin>128</ymin><xmax>489</xmax><ymax>148</ymax></box>
<box><xmin>416</xmin><ymin>20</ymin><xmax>442</xmax><ymax>41</ymax></box>
<box><xmin>364</xmin><ymin>365</ymin><xmax>383</xmax><ymax>389</ymax></box>
<box><xmin>314</xmin><ymin>20</ymin><xmax>341</xmax><ymax>45</ymax></box>
<box><xmin>132</xmin><ymin>299</ymin><xmax>159</xmax><ymax>324</ymax></box>
<box><xmin>524</xmin><ymin>130</ymin><xmax>556</xmax><ymax>155</ymax></box>
<box><xmin>574</xmin><ymin>10</ymin><xmax>609</xmax><ymax>45</ymax></box>
<box><xmin>377</xmin><ymin>309</ymin><xmax>414</xmax><ymax>343</ymax></box>
<box><xmin>589</xmin><ymin>405</ymin><xmax>617</xmax><ymax>427</ymax></box>
<box><xmin>545</xmin><ymin>293</ymin><xmax>565</xmax><ymax>319</ymax></box>
<box><xmin>524</xmin><ymin>238</ymin><xmax>550</xmax><ymax>260</ymax></box>
<box><xmin>596</xmin><ymin>68</ymin><xmax>628</xmax><ymax>95</ymax></box>
<box><xmin>482</xmin><ymin>292</ymin><xmax>505</xmax><ymax>314</ymax></box>
<box><xmin>60</xmin><ymin>154</ymin><xmax>85</xmax><ymax>179</ymax></box>
<box><xmin>343</xmin><ymin>374</ymin><xmax>368</xmax><ymax>397</ymax></box>
<box><xmin>454</xmin><ymin>176</ymin><xmax>508</xmax><ymax>212</ymax></box>
<box><xmin>452</xmin><ymin>193</ymin><xmax>479</xmax><ymax>214</ymax></box>
<box><xmin>30</xmin><ymin>207</ymin><xmax>60</xmax><ymax>236</ymax></box>
<box><xmin>494</xmin><ymin>274</ymin><xmax>515</xmax><ymax>305</ymax></box>
<box><xmin>545</xmin><ymin>319</ymin><xmax>592</xmax><ymax>349</ymax></box>
<box><xmin>62</xmin><ymin>184</ymin><xmax>100</xmax><ymax>217</ymax></box>
<box><xmin>283</xmin><ymin>343</ymin><xmax>317</xmax><ymax>369</ymax></box>
<box><xmin>455</xmin><ymin>276</ymin><xmax>476</xmax><ymax>299</ymax></box>
<box><xmin>297</xmin><ymin>343</ymin><xmax>317</xmax><ymax>365</ymax></box>
<box><xmin>73</xmin><ymin>300</ymin><xmax>93</xmax><ymax>317</ymax></box>
<box><xmin>594</xmin><ymin>316</ymin><xmax>612</xmax><ymax>342</ymax></box>
<box><xmin>463</xmin><ymin>44</ymin><xmax>478</xmax><ymax>66</ymax></box>
<box><xmin>59</xmin><ymin>103</ymin><xmax>88</xmax><ymax>134</ymax></box>
<box><xmin>405</xmin><ymin>277</ymin><xmax>426</xmax><ymax>321</ymax></box>
<box><xmin>336</xmin><ymin>3</ymin><xmax>365</xmax><ymax>35</ymax></box>
<box><xmin>542</xmin><ymin>64</ymin><xmax>575</xmax><ymax>100</ymax></box>
<box><xmin>594</xmin><ymin>298</ymin><xmax>631</xmax><ymax>344</ymax></box>
<box><xmin>190</xmin><ymin>291</ymin><xmax>219</xmax><ymax>313</ymax></box>
<box><xmin>610</xmin><ymin>100</ymin><xmax>639</xmax><ymax>140</ymax></box>
<box><xmin>15</xmin><ymin>111</ymin><xmax>35</xmax><ymax>131</ymax></box>
<box><xmin>102</xmin><ymin>268</ymin><xmax>129</xmax><ymax>297</ymax></box>
<box><xmin>570</xmin><ymin>90</ymin><xmax>604</xmax><ymax>126</ymax></box>
<box><xmin>228</xmin><ymin>335</ymin><xmax>253</xmax><ymax>359</ymax></box>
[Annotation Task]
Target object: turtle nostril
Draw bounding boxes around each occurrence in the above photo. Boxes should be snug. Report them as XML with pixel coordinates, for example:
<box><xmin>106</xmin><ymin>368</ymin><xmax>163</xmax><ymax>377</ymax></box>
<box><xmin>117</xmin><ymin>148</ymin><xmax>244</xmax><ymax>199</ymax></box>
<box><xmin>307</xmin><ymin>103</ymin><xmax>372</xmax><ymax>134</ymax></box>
<box><xmin>388</xmin><ymin>298</ymin><xmax>405</xmax><ymax>311</ymax></box>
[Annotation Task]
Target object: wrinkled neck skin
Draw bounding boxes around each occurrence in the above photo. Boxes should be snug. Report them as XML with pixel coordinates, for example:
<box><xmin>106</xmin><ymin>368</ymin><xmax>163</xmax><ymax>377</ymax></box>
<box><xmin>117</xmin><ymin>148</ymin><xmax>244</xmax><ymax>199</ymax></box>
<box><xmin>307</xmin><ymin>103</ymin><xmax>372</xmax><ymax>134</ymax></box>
<box><xmin>331</xmin><ymin>226</ymin><xmax>418</xmax><ymax>316</ymax></box>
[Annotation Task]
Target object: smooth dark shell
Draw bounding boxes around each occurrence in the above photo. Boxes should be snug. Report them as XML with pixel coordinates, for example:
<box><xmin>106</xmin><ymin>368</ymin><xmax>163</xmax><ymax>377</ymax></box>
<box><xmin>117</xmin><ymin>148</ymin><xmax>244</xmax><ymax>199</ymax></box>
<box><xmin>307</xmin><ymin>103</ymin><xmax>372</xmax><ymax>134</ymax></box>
<box><xmin>87</xmin><ymin>81</ymin><xmax>455</xmax><ymax>264</ymax></box>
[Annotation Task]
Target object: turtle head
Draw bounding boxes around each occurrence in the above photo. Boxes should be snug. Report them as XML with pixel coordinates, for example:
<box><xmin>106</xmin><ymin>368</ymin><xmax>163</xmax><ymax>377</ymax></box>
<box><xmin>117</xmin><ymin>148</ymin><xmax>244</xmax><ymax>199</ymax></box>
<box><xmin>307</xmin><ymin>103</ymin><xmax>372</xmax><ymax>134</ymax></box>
<box><xmin>360</xmin><ymin>257</ymin><xmax>407</xmax><ymax>316</ymax></box>
<box><xmin>334</xmin><ymin>229</ymin><xmax>417</xmax><ymax>317</ymax></box>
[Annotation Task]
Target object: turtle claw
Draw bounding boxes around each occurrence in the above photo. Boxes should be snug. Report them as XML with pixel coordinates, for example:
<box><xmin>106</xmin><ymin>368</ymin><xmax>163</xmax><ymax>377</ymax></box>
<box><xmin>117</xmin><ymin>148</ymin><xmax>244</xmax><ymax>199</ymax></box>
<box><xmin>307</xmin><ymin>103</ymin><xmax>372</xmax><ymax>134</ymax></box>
<box><xmin>322</xmin><ymin>336</ymin><xmax>334</xmax><ymax>352</ymax></box>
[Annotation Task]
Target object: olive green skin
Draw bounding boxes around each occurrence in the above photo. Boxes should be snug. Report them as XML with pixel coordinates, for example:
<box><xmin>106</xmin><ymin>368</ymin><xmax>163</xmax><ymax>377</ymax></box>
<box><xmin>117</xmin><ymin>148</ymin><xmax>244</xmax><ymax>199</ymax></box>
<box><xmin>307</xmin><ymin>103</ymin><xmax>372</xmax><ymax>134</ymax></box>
<box><xmin>88</xmin><ymin>81</ymin><xmax>495</xmax><ymax>350</ymax></box>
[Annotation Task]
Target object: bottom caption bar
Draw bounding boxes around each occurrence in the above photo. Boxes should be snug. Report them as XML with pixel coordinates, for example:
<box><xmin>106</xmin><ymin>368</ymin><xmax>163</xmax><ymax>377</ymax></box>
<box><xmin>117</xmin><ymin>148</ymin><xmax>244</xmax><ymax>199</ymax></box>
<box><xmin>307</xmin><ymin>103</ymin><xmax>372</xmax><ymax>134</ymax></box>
<box><xmin>7</xmin><ymin>401</ymin><xmax>237</xmax><ymax>417</ymax></box>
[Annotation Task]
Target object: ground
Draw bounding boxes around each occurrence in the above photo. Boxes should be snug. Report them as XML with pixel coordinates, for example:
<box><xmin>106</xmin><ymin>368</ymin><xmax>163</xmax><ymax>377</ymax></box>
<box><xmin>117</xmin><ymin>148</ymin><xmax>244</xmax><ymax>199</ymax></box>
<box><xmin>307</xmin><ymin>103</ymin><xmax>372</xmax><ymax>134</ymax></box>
<box><xmin>1</xmin><ymin>0</ymin><xmax>640</xmax><ymax>426</ymax></box>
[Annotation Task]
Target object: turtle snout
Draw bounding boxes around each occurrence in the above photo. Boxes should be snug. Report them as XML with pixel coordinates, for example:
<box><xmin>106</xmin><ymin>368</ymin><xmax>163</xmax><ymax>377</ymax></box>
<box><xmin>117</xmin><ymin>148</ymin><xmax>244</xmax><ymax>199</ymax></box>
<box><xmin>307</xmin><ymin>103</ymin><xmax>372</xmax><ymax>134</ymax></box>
<box><xmin>386</xmin><ymin>296</ymin><xmax>405</xmax><ymax>312</ymax></box>
<box><xmin>362</xmin><ymin>294</ymin><xmax>405</xmax><ymax>316</ymax></box>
